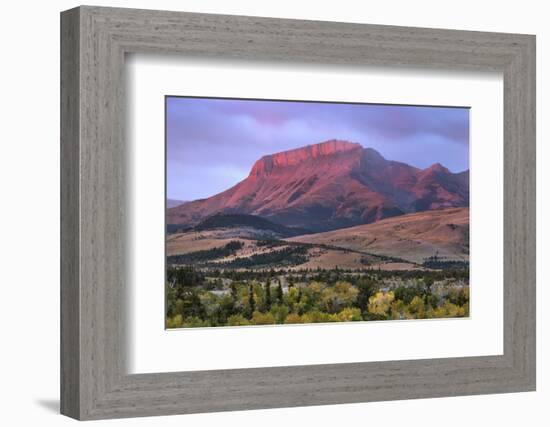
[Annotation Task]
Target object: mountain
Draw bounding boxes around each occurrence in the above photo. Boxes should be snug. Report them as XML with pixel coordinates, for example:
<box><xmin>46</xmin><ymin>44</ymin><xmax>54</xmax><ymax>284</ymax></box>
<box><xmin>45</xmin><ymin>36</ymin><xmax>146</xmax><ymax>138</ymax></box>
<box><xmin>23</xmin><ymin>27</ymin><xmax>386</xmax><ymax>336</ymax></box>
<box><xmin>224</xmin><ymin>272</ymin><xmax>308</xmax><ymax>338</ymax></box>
<box><xmin>288</xmin><ymin>207</ymin><xmax>469</xmax><ymax>264</ymax></box>
<box><xmin>167</xmin><ymin>139</ymin><xmax>469</xmax><ymax>232</ymax></box>
<box><xmin>167</xmin><ymin>199</ymin><xmax>187</xmax><ymax>209</ymax></box>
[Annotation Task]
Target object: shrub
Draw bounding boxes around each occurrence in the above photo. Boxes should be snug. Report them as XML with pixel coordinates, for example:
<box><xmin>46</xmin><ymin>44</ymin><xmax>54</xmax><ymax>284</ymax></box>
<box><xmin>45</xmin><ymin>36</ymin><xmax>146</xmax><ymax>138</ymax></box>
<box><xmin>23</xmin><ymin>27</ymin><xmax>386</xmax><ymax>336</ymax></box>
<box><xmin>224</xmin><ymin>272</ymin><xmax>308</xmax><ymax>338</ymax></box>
<box><xmin>321</xmin><ymin>281</ymin><xmax>358</xmax><ymax>313</ymax></box>
<box><xmin>300</xmin><ymin>310</ymin><xmax>332</xmax><ymax>323</ymax></box>
<box><xmin>368</xmin><ymin>291</ymin><xmax>395</xmax><ymax>316</ymax></box>
<box><xmin>269</xmin><ymin>304</ymin><xmax>289</xmax><ymax>324</ymax></box>
<box><xmin>337</xmin><ymin>307</ymin><xmax>362</xmax><ymax>321</ymax></box>
<box><xmin>408</xmin><ymin>296</ymin><xmax>426</xmax><ymax>317</ymax></box>
<box><xmin>446</xmin><ymin>287</ymin><xmax>469</xmax><ymax>306</ymax></box>
<box><xmin>390</xmin><ymin>300</ymin><xmax>411</xmax><ymax>320</ymax></box>
<box><xmin>182</xmin><ymin>316</ymin><xmax>209</xmax><ymax>328</ymax></box>
<box><xmin>166</xmin><ymin>314</ymin><xmax>183</xmax><ymax>328</ymax></box>
<box><xmin>433</xmin><ymin>301</ymin><xmax>466</xmax><ymax>318</ymax></box>
<box><xmin>251</xmin><ymin>311</ymin><xmax>276</xmax><ymax>325</ymax></box>
<box><xmin>284</xmin><ymin>313</ymin><xmax>303</xmax><ymax>324</ymax></box>
<box><xmin>393</xmin><ymin>284</ymin><xmax>424</xmax><ymax>305</ymax></box>
<box><xmin>227</xmin><ymin>314</ymin><xmax>251</xmax><ymax>326</ymax></box>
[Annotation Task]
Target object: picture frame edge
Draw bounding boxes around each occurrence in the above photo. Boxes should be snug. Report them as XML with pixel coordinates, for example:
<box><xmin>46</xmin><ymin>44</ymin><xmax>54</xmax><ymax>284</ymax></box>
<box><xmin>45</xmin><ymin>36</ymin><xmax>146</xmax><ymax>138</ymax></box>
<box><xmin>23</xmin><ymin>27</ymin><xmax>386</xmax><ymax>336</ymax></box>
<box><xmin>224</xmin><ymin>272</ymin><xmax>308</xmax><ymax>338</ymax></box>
<box><xmin>60</xmin><ymin>5</ymin><xmax>536</xmax><ymax>420</ymax></box>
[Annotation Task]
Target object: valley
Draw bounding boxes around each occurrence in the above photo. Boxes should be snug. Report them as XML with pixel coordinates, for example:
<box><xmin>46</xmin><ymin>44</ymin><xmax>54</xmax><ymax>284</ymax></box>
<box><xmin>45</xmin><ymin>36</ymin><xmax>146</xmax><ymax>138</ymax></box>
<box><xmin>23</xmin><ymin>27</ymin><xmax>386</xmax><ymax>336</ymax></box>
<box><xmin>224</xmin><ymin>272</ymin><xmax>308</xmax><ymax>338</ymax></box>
<box><xmin>165</xmin><ymin>140</ymin><xmax>470</xmax><ymax>328</ymax></box>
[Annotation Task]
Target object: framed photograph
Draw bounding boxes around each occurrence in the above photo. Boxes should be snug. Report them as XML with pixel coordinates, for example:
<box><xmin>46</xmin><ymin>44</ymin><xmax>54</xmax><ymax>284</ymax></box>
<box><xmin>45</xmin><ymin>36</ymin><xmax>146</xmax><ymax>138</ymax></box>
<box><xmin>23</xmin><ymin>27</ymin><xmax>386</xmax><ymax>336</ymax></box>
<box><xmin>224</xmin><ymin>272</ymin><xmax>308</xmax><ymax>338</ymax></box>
<box><xmin>164</xmin><ymin>96</ymin><xmax>471</xmax><ymax>329</ymax></box>
<box><xmin>61</xmin><ymin>6</ymin><xmax>536</xmax><ymax>420</ymax></box>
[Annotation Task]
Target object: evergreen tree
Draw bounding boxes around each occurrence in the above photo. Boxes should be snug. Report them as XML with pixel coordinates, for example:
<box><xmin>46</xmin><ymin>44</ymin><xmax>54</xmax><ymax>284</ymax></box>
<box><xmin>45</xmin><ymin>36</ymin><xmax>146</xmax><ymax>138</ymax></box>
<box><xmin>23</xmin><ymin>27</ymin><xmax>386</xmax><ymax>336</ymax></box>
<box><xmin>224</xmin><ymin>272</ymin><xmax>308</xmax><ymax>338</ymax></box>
<box><xmin>424</xmin><ymin>276</ymin><xmax>434</xmax><ymax>295</ymax></box>
<box><xmin>229</xmin><ymin>282</ymin><xmax>238</xmax><ymax>315</ymax></box>
<box><xmin>276</xmin><ymin>281</ymin><xmax>284</xmax><ymax>304</ymax></box>
<box><xmin>264</xmin><ymin>279</ymin><xmax>272</xmax><ymax>311</ymax></box>
<box><xmin>356</xmin><ymin>276</ymin><xmax>375</xmax><ymax>315</ymax></box>
<box><xmin>248</xmin><ymin>283</ymin><xmax>255</xmax><ymax>318</ymax></box>
<box><xmin>288</xmin><ymin>275</ymin><xmax>295</xmax><ymax>289</ymax></box>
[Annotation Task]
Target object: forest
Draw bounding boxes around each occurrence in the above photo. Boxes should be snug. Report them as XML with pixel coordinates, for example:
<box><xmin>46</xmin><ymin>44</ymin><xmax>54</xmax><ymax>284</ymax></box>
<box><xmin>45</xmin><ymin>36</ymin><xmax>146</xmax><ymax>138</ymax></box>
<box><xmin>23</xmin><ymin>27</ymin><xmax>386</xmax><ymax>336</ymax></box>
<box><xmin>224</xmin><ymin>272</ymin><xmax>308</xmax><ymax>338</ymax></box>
<box><xmin>165</xmin><ymin>266</ymin><xmax>469</xmax><ymax>328</ymax></box>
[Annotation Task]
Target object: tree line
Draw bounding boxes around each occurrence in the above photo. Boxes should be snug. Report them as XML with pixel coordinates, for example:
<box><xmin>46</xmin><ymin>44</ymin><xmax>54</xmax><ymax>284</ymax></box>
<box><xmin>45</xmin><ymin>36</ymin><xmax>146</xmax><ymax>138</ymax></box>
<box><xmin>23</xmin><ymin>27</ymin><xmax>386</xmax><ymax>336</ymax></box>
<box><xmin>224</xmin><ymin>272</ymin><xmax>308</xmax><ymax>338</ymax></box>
<box><xmin>166</xmin><ymin>267</ymin><xmax>469</xmax><ymax>328</ymax></box>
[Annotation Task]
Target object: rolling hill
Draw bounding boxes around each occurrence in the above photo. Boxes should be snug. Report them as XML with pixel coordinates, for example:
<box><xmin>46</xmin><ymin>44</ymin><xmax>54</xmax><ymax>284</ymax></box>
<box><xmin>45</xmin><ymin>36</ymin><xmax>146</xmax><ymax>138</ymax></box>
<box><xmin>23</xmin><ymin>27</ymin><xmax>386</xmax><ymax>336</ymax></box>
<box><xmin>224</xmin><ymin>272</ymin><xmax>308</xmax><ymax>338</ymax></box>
<box><xmin>165</xmin><ymin>210</ymin><xmax>469</xmax><ymax>271</ymax></box>
<box><xmin>193</xmin><ymin>213</ymin><xmax>310</xmax><ymax>237</ymax></box>
<box><xmin>287</xmin><ymin>207</ymin><xmax>469</xmax><ymax>264</ymax></box>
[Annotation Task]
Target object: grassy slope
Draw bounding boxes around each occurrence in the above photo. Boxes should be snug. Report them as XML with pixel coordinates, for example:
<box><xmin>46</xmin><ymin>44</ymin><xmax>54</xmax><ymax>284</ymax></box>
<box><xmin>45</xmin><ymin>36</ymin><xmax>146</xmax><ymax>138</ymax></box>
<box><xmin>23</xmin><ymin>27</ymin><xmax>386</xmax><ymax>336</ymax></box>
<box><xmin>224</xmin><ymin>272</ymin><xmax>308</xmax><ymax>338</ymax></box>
<box><xmin>287</xmin><ymin>207</ymin><xmax>469</xmax><ymax>264</ymax></box>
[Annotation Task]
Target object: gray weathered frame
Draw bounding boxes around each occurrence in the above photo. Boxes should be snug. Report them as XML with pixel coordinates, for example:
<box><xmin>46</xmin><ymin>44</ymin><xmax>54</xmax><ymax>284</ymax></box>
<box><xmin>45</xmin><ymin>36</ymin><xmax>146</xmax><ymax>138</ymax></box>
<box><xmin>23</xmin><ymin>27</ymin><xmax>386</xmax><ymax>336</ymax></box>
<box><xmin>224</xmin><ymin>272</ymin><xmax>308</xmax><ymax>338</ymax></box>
<box><xmin>60</xmin><ymin>5</ymin><xmax>536</xmax><ymax>420</ymax></box>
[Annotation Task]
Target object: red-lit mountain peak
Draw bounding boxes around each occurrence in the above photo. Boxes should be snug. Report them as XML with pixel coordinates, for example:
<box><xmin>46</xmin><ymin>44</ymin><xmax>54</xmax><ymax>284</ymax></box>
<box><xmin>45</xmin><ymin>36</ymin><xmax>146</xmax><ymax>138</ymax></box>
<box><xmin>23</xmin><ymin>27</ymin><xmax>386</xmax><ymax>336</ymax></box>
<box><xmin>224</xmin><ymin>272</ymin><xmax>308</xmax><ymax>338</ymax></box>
<box><xmin>168</xmin><ymin>140</ymin><xmax>469</xmax><ymax>232</ymax></box>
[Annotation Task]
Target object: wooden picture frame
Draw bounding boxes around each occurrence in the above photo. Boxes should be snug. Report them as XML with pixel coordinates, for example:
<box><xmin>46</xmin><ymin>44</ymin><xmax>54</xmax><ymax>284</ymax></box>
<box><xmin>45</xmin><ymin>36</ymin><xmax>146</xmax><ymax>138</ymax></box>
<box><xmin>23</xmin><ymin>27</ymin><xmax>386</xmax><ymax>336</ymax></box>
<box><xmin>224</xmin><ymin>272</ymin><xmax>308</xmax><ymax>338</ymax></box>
<box><xmin>60</xmin><ymin>5</ymin><xmax>536</xmax><ymax>420</ymax></box>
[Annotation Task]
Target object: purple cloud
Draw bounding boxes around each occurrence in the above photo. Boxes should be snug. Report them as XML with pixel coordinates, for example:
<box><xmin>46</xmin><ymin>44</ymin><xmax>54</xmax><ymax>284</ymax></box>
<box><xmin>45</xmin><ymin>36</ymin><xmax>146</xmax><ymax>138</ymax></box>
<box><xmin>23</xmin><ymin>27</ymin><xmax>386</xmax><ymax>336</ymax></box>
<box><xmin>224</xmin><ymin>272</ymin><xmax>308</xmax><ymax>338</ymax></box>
<box><xmin>166</xmin><ymin>97</ymin><xmax>469</xmax><ymax>201</ymax></box>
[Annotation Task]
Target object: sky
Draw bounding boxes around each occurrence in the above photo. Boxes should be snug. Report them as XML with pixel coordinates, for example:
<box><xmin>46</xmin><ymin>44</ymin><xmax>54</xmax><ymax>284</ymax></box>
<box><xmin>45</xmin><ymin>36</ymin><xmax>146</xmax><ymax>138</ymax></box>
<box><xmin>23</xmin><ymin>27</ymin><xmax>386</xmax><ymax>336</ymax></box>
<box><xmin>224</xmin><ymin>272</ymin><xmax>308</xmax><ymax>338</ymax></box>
<box><xmin>166</xmin><ymin>97</ymin><xmax>469</xmax><ymax>201</ymax></box>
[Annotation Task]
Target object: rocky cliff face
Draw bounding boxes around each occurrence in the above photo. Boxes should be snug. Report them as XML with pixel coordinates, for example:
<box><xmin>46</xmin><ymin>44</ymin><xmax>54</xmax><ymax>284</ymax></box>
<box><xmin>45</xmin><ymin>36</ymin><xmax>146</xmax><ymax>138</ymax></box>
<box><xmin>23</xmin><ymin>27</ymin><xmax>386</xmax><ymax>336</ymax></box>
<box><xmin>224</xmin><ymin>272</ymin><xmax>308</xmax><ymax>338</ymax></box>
<box><xmin>249</xmin><ymin>140</ymin><xmax>362</xmax><ymax>176</ymax></box>
<box><xmin>167</xmin><ymin>139</ymin><xmax>469</xmax><ymax>232</ymax></box>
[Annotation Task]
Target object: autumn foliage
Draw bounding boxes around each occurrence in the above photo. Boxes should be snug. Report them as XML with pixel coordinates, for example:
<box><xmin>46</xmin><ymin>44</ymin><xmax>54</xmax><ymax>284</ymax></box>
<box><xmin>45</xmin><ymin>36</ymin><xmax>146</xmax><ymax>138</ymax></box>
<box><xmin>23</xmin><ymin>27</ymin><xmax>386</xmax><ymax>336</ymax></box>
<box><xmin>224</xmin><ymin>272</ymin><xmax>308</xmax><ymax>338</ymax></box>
<box><xmin>166</xmin><ymin>267</ymin><xmax>469</xmax><ymax>328</ymax></box>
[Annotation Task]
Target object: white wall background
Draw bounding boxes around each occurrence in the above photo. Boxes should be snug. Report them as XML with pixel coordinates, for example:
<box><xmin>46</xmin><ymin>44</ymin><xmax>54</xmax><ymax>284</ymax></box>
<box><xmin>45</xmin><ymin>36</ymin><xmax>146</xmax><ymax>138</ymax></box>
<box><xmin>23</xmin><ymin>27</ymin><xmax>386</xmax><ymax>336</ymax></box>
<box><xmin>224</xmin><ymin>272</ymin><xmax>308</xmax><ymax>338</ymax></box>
<box><xmin>0</xmin><ymin>0</ymin><xmax>546</xmax><ymax>425</ymax></box>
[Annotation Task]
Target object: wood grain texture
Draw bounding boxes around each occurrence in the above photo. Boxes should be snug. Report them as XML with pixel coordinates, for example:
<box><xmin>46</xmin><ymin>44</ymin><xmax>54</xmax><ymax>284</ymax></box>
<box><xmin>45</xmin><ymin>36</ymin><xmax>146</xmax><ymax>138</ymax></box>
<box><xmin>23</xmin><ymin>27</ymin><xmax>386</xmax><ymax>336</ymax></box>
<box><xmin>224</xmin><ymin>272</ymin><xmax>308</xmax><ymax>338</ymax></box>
<box><xmin>60</xmin><ymin>5</ymin><xmax>536</xmax><ymax>420</ymax></box>
<box><xmin>60</xmin><ymin>7</ymin><xmax>80</xmax><ymax>419</ymax></box>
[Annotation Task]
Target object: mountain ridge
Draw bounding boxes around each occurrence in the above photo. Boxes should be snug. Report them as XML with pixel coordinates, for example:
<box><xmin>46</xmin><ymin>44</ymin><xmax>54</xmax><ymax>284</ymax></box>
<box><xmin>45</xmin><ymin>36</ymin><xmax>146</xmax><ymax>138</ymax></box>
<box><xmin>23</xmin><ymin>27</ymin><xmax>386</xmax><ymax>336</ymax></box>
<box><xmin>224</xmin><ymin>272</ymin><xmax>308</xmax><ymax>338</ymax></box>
<box><xmin>167</xmin><ymin>139</ymin><xmax>469</xmax><ymax>232</ymax></box>
<box><xmin>249</xmin><ymin>139</ymin><xmax>362</xmax><ymax>176</ymax></box>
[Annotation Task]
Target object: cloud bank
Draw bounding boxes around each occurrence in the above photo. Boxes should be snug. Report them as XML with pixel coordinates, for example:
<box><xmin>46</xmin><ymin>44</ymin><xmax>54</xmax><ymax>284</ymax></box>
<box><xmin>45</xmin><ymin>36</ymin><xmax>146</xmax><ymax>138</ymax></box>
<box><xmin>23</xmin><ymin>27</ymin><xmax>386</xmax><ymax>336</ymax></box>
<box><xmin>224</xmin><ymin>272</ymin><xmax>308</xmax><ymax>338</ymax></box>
<box><xmin>167</xmin><ymin>97</ymin><xmax>469</xmax><ymax>201</ymax></box>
